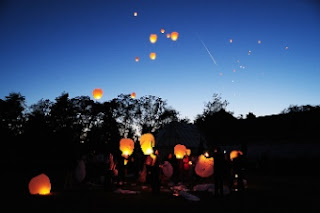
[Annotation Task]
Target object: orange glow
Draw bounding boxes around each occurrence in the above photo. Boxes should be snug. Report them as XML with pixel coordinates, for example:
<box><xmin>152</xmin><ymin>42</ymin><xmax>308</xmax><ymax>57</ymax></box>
<box><xmin>170</xmin><ymin>32</ymin><xmax>179</xmax><ymax>41</ymax></box>
<box><xmin>119</xmin><ymin>138</ymin><xmax>135</xmax><ymax>157</ymax></box>
<box><xmin>166</xmin><ymin>33</ymin><xmax>171</xmax><ymax>38</ymax></box>
<box><xmin>92</xmin><ymin>88</ymin><xmax>103</xmax><ymax>100</ymax></box>
<box><xmin>174</xmin><ymin>144</ymin><xmax>187</xmax><ymax>159</ymax></box>
<box><xmin>230</xmin><ymin>150</ymin><xmax>243</xmax><ymax>161</ymax></box>
<box><xmin>149</xmin><ymin>34</ymin><xmax>157</xmax><ymax>43</ymax></box>
<box><xmin>186</xmin><ymin>149</ymin><xmax>191</xmax><ymax>156</ymax></box>
<box><xmin>195</xmin><ymin>154</ymin><xmax>214</xmax><ymax>178</ymax></box>
<box><xmin>149</xmin><ymin>52</ymin><xmax>156</xmax><ymax>60</ymax></box>
<box><xmin>140</xmin><ymin>133</ymin><xmax>155</xmax><ymax>155</ymax></box>
<box><xmin>131</xmin><ymin>92</ymin><xmax>136</xmax><ymax>98</ymax></box>
<box><xmin>160</xmin><ymin>28</ymin><xmax>165</xmax><ymax>34</ymax></box>
<box><xmin>28</xmin><ymin>173</ymin><xmax>51</xmax><ymax>195</ymax></box>
<box><xmin>135</xmin><ymin>56</ymin><xmax>140</xmax><ymax>62</ymax></box>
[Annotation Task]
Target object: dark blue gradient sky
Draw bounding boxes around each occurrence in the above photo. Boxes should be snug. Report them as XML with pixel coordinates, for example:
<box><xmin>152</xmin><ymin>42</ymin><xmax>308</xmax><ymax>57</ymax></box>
<box><xmin>1</xmin><ymin>0</ymin><xmax>319</xmax><ymax>121</ymax></box>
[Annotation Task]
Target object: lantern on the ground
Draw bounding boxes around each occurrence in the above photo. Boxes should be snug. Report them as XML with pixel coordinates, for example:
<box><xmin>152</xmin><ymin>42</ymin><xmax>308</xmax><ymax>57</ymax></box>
<box><xmin>230</xmin><ymin>150</ymin><xmax>243</xmax><ymax>161</ymax></box>
<box><xmin>92</xmin><ymin>88</ymin><xmax>103</xmax><ymax>100</ymax></box>
<box><xmin>28</xmin><ymin>173</ymin><xmax>51</xmax><ymax>195</ymax></box>
<box><xmin>149</xmin><ymin>34</ymin><xmax>157</xmax><ymax>43</ymax></box>
<box><xmin>170</xmin><ymin>32</ymin><xmax>179</xmax><ymax>41</ymax></box>
<box><xmin>119</xmin><ymin>138</ymin><xmax>135</xmax><ymax>158</ymax></box>
<box><xmin>140</xmin><ymin>133</ymin><xmax>155</xmax><ymax>155</ymax></box>
<box><xmin>174</xmin><ymin>144</ymin><xmax>187</xmax><ymax>159</ymax></box>
<box><xmin>149</xmin><ymin>52</ymin><xmax>156</xmax><ymax>60</ymax></box>
<box><xmin>195</xmin><ymin>154</ymin><xmax>213</xmax><ymax>178</ymax></box>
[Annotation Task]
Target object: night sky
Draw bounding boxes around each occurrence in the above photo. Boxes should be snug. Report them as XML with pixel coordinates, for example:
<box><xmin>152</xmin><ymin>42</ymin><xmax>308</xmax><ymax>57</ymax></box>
<box><xmin>1</xmin><ymin>0</ymin><xmax>319</xmax><ymax>121</ymax></box>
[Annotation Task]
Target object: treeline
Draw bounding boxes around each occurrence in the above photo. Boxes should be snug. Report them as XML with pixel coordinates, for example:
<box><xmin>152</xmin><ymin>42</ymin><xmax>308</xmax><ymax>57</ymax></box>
<box><xmin>1</xmin><ymin>92</ymin><xmax>319</xmax><ymax>167</ymax></box>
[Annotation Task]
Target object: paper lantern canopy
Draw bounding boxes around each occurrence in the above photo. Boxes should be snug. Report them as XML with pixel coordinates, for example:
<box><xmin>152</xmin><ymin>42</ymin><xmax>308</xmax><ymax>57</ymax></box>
<box><xmin>131</xmin><ymin>92</ymin><xmax>136</xmax><ymax>98</ymax></box>
<box><xmin>170</xmin><ymin>31</ymin><xmax>179</xmax><ymax>41</ymax></box>
<box><xmin>140</xmin><ymin>133</ymin><xmax>155</xmax><ymax>155</ymax></box>
<box><xmin>92</xmin><ymin>88</ymin><xmax>103</xmax><ymax>100</ymax></box>
<box><xmin>166</xmin><ymin>33</ymin><xmax>171</xmax><ymax>38</ymax></box>
<box><xmin>174</xmin><ymin>144</ymin><xmax>187</xmax><ymax>159</ymax></box>
<box><xmin>135</xmin><ymin>56</ymin><xmax>140</xmax><ymax>62</ymax></box>
<box><xmin>195</xmin><ymin>154</ymin><xmax>214</xmax><ymax>178</ymax></box>
<box><xmin>230</xmin><ymin>150</ymin><xmax>243</xmax><ymax>161</ymax></box>
<box><xmin>160</xmin><ymin>28</ymin><xmax>165</xmax><ymax>34</ymax></box>
<box><xmin>149</xmin><ymin>52</ymin><xmax>156</xmax><ymax>60</ymax></box>
<box><xmin>119</xmin><ymin>138</ymin><xmax>135</xmax><ymax>158</ymax></box>
<box><xmin>149</xmin><ymin>34</ymin><xmax>157</xmax><ymax>43</ymax></box>
<box><xmin>28</xmin><ymin>173</ymin><xmax>51</xmax><ymax>195</ymax></box>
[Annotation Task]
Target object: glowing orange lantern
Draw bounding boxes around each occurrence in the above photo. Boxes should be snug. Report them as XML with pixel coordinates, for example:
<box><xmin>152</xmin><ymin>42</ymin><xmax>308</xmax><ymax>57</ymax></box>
<box><xmin>195</xmin><ymin>154</ymin><xmax>213</xmax><ymax>178</ymax></box>
<box><xmin>140</xmin><ymin>133</ymin><xmax>155</xmax><ymax>155</ymax></box>
<box><xmin>186</xmin><ymin>149</ymin><xmax>191</xmax><ymax>156</ymax></box>
<box><xmin>133</xmin><ymin>12</ymin><xmax>138</xmax><ymax>17</ymax></box>
<box><xmin>149</xmin><ymin>52</ymin><xmax>156</xmax><ymax>60</ymax></box>
<box><xmin>160</xmin><ymin>28</ymin><xmax>165</xmax><ymax>34</ymax></box>
<box><xmin>149</xmin><ymin>34</ymin><xmax>157</xmax><ymax>43</ymax></box>
<box><xmin>135</xmin><ymin>56</ymin><xmax>140</xmax><ymax>62</ymax></box>
<box><xmin>170</xmin><ymin>31</ymin><xmax>179</xmax><ymax>41</ymax></box>
<box><xmin>166</xmin><ymin>33</ymin><xmax>171</xmax><ymax>38</ymax></box>
<box><xmin>92</xmin><ymin>88</ymin><xmax>103</xmax><ymax>100</ymax></box>
<box><xmin>28</xmin><ymin>173</ymin><xmax>51</xmax><ymax>195</ymax></box>
<box><xmin>131</xmin><ymin>92</ymin><xmax>136</xmax><ymax>98</ymax></box>
<box><xmin>174</xmin><ymin>144</ymin><xmax>187</xmax><ymax>159</ymax></box>
<box><xmin>230</xmin><ymin>150</ymin><xmax>243</xmax><ymax>161</ymax></box>
<box><xmin>119</xmin><ymin>138</ymin><xmax>134</xmax><ymax>158</ymax></box>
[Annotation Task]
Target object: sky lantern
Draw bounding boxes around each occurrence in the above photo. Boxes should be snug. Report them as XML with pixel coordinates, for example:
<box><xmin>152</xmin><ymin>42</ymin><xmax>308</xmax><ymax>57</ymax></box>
<box><xmin>166</xmin><ymin>33</ymin><xmax>171</xmax><ymax>38</ymax></box>
<box><xmin>174</xmin><ymin>144</ymin><xmax>187</xmax><ymax>159</ymax></box>
<box><xmin>28</xmin><ymin>173</ymin><xmax>51</xmax><ymax>195</ymax></box>
<box><xmin>229</xmin><ymin>38</ymin><xmax>233</xmax><ymax>43</ymax></box>
<box><xmin>195</xmin><ymin>154</ymin><xmax>214</xmax><ymax>178</ymax></box>
<box><xmin>160</xmin><ymin>28</ymin><xmax>165</xmax><ymax>34</ymax></box>
<box><xmin>133</xmin><ymin>12</ymin><xmax>138</xmax><ymax>17</ymax></box>
<box><xmin>140</xmin><ymin>133</ymin><xmax>155</xmax><ymax>155</ymax></box>
<box><xmin>149</xmin><ymin>34</ymin><xmax>157</xmax><ymax>43</ymax></box>
<box><xmin>135</xmin><ymin>56</ymin><xmax>140</xmax><ymax>62</ymax></box>
<box><xmin>230</xmin><ymin>150</ymin><xmax>243</xmax><ymax>161</ymax></box>
<box><xmin>119</xmin><ymin>138</ymin><xmax>135</xmax><ymax>158</ymax></box>
<box><xmin>92</xmin><ymin>88</ymin><xmax>103</xmax><ymax>100</ymax></box>
<box><xmin>170</xmin><ymin>32</ymin><xmax>179</xmax><ymax>41</ymax></box>
<box><xmin>149</xmin><ymin>52</ymin><xmax>156</xmax><ymax>60</ymax></box>
<box><xmin>131</xmin><ymin>92</ymin><xmax>136</xmax><ymax>98</ymax></box>
<box><xmin>186</xmin><ymin>149</ymin><xmax>191</xmax><ymax>156</ymax></box>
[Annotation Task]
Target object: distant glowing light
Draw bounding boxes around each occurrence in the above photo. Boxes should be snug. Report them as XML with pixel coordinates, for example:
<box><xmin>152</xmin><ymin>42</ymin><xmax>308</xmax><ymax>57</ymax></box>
<box><xmin>131</xmin><ymin>92</ymin><xmax>136</xmax><ymax>98</ymax></box>
<box><xmin>166</xmin><ymin>33</ymin><xmax>171</xmax><ymax>38</ymax></box>
<box><xmin>285</xmin><ymin>46</ymin><xmax>289</xmax><ymax>50</ymax></box>
<box><xmin>160</xmin><ymin>28</ymin><xmax>165</xmax><ymax>34</ymax></box>
<box><xmin>248</xmin><ymin>50</ymin><xmax>251</xmax><ymax>55</ymax></box>
<box><xmin>229</xmin><ymin>38</ymin><xmax>233</xmax><ymax>43</ymax></box>
<box><xmin>150</xmin><ymin>52</ymin><xmax>156</xmax><ymax>60</ymax></box>
<box><xmin>135</xmin><ymin>56</ymin><xmax>140</xmax><ymax>62</ymax></box>
<box><xmin>133</xmin><ymin>12</ymin><xmax>138</xmax><ymax>17</ymax></box>
<box><xmin>258</xmin><ymin>40</ymin><xmax>261</xmax><ymax>44</ymax></box>
<box><xmin>92</xmin><ymin>88</ymin><xmax>103</xmax><ymax>100</ymax></box>
<box><xmin>149</xmin><ymin>34</ymin><xmax>157</xmax><ymax>43</ymax></box>
<box><xmin>170</xmin><ymin>32</ymin><xmax>179</xmax><ymax>41</ymax></box>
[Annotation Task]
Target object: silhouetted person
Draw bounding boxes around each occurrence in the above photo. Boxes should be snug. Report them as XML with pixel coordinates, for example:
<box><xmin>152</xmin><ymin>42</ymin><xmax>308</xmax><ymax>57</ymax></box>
<box><xmin>167</xmin><ymin>152</ymin><xmax>179</xmax><ymax>184</ymax></box>
<box><xmin>151</xmin><ymin>150</ymin><xmax>161</xmax><ymax>195</ymax></box>
<box><xmin>213</xmin><ymin>146</ymin><xmax>225</xmax><ymax>196</ymax></box>
<box><xmin>232</xmin><ymin>152</ymin><xmax>245</xmax><ymax>192</ymax></box>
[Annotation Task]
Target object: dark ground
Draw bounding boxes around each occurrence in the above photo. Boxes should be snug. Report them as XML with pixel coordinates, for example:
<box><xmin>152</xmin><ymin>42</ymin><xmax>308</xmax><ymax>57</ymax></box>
<box><xmin>4</xmin><ymin>161</ymin><xmax>320</xmax><ymax>213</ymax></box>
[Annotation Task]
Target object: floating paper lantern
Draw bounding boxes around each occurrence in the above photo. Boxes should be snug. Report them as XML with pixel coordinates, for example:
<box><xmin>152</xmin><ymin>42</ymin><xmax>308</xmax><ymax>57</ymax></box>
<box><xmin>133</xmin><ymin>12</ymin><xmax>138</xmax><ymax>17</ymax></box>
<box><xmin>149</xmin><ymin>52</ymin><xmax>156</xmax><ymax>60</ymax></box>
<box><xmin>186</xmin><ymin>149</ymin><xmax>191</xmax><ymax>156</ymax></box>
<box><xmin>28</xmin><ymin>173</ymin><xmax>51</xmax><ymax>195</ymax></box>
<box><xmin>131</xmin><ymin>92</ymin><xmax>136</xmax><ymax>98</ymax></box>
<box><xmin>92</xmin><ymin>88</ymin><xmax>103</xmax><ymax>100</ymax></box>
<box><xmin>135</xmin><ymin>56</ymin><xmax>140</xmax><ymax>62</ymax></box>
<box><xmin>140</xmin><ymin>133</ymin><xmax>155</xmax><ymax>155</ymax></box>
<box><xmin>195</xmin><ymin>154</ymin><xmax>214</xmax><ymax>178</ymax></box>
<box><xmin>160</xmin><ymin>28</ymin><xmax>165</xmax><ymax>34</ymax></box>
<box><xmin>170</xmin><ymin>32</ymin><xmax>179</xmax><ymax>41</ymax></box>
<box><xmin>174</xmin><ymin>144</ymin><xmax>187</xmax><ymax>159</ymax></box>
<box><xmin>119</xmin><ymin>138</ymin><xmax>135</xmax><ymax>158</ymax></box>
<box><xmin>149</xmin><ymin>34</ymin><xmax>157</xmax><ymax>43</ymax></box>
<box><xmin>166</xmin><ymin>33</ymin><xmax>171</xmax><ymax>38</ymax></box>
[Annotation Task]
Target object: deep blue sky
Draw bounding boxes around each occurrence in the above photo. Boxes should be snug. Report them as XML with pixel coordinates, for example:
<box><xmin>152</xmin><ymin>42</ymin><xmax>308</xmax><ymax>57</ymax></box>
<box><xmin>1</xmin><ymin>0</ymin><xmax>320</xmax><ymax>121</ymax></box>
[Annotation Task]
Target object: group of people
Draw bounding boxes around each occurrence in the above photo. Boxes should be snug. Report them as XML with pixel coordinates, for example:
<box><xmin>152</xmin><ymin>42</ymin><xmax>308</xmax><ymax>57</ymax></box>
<box><xmin>65</xmin><ymin>147</ymin><xmax>247</xmax><ymax>196</ymax></box>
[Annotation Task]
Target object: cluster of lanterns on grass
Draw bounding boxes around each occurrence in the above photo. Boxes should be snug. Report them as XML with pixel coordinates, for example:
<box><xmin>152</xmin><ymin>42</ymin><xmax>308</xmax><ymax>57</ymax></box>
<box><xmin>28</xmin><ymin>130</ymin><xmax>243</xmax><ymax>195</ymax></box>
